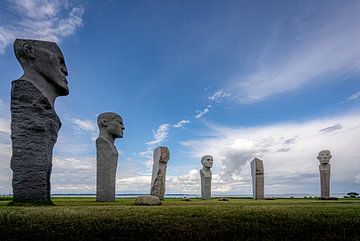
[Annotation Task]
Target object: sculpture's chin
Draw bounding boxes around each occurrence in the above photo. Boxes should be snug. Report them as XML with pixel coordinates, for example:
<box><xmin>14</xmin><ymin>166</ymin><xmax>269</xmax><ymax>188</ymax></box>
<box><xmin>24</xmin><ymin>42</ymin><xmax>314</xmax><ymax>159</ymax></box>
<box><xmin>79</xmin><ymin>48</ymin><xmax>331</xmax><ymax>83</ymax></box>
<box><xmin>52</xmin><ymin>82</ymin><xmax>69</xmax><ymax>96</ymax></box>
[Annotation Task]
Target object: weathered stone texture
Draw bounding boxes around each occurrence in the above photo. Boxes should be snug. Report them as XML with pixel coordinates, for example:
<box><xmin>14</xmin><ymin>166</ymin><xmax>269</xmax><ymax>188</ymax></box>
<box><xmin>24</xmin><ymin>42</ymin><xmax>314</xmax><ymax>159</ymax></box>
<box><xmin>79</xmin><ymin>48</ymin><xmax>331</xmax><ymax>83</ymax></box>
<box><xmin>251</xmin><ymin>157</ymin><xmax>264</xmax><ymax>200</ymax></box>
<box><xmin>134</xmin><ymin>195</ymin><xmax>161</xmax><ymax>206</ymax></box>
<box><xmin>96</xmin><ymin>138</ymin><xmax>118</xmax><ymax>202</ymax></box>
<box><xmin>11</xmin><ymin>80</ymin><xmax>61</xmax><ymax>203</ymax></box>
<box><xmin>150</xmin><ymin>146</ymin><xmax>169</xmax><ymax>199</ymax></box>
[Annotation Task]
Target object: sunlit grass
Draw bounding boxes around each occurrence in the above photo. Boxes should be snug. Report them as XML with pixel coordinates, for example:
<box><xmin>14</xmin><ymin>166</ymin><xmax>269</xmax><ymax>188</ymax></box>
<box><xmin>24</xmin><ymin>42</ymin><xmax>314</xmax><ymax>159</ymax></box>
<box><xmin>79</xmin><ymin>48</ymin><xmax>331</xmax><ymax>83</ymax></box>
<box><xmin>0</xmin><ymin>197</ymin><xmax>359</xmax><ymax>241</ymax></box>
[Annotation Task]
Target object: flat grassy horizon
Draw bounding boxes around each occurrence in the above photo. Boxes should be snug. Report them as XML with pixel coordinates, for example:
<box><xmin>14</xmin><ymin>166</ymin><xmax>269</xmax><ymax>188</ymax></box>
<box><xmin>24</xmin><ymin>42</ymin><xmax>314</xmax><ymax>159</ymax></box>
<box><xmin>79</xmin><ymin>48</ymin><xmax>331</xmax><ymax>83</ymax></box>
<box><xmin>0</xmin><ymin>197</ymin><xmax>359</xmax><ymax>241</ymax></box>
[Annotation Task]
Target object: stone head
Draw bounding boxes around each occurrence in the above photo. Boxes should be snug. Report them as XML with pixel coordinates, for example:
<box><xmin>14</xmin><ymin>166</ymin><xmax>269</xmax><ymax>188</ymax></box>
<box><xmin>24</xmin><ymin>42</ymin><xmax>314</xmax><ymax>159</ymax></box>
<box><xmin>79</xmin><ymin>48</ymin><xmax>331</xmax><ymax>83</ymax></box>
<box><xmin>201</xmin><ymin>155</ymin><xmax>213</xmax><ymax>168</ymax></box>
<box><xmin>154</xmin><ymin>146</ymin><xmax>170</xmax><ymax>163</ymax></box>
<box><xmin>317</xmin><ymin>150</ymin><xmax>332</xmax><ymax>164</ymax></box>
<box><xmin>97</xmin><ymin>112</ymin><xmax>125</xmax><ymax>139</ymax></box>
<box><xmin>13</xmin><ymin>39</ymin><xmax>69</xmax><ymax>96</ymax></box>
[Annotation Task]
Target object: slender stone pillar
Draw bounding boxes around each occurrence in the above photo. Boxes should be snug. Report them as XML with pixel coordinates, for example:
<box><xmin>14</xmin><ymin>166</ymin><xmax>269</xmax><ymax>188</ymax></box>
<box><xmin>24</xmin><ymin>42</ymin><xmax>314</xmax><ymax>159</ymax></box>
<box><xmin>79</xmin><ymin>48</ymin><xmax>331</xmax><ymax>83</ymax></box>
<box><xmin>251</xmin><ymin>157</ymin><xmax>264</xmax><ymax>199</ymax></box>
<box><xmin>11</xmin><ymin>39</ymin><xmax>69</xmax><ymax>204</ymax></box>
<box><xmin>200</xmin><ymin>155</ymin><xmax>213</xmax><ymax>200</ymax></box>
<box><xmin>317</xmin><ymin>150</ymin><xmax>332</xmax><ymax>198</ymax></box>
<box><xmin>150</xmin><ymin>146</ymin><xmax>169</xmax><ymax>199</ymax></box>
<box><xmin>96</xmin><ymin>112</ymin><xmax>125</xmax><ymax>202</ymax></box>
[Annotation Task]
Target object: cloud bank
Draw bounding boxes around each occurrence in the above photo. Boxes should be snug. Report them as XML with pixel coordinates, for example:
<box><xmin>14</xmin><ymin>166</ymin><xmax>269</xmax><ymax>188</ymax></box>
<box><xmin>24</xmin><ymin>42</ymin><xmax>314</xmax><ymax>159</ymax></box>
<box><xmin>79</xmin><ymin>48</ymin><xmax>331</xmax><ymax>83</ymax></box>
<box><xmin>181</xmin><ymin>111</ymin><xmax>360</xmax><ymax>194</ymax></box>
<box><xmin>229</xmin><ymin>1</ymin><xmax>360</xmax><ymax>103</ymax></box>
<box><xmin>0</xmin><ymin>0</ymin><xmax>84</xmax><ymax>54</ymax></box>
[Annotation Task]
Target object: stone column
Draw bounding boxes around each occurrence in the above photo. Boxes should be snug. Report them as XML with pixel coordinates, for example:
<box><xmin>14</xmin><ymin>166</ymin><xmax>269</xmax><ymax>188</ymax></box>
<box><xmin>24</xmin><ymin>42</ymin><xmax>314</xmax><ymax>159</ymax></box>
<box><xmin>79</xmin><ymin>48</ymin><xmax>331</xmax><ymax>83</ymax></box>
<box><xmin>200</xmin><ymin>155</ymin><xmax>213</xmax><ymax>200</ymax></box>
<box><xmin>251</xmin><ymin>157</ymin><xmax>264</xmax><ymax>199</ymax></box>
<box><xmin>150</xmin><ymin>146</ymin><xmax>169</xmax><ymax>199</ymax></box>
<box><xmin>96</xmin><ymin>112</ymin><xmax>125</xmax><ymax>202</ymax></box>
<box><xmin>11</xmin><ymin>39</ymin><xmax>69</xmax><ymax>204</ymax></box>
<box><xmin>317</xmin><ymin>150</ymin><xmax>332</xmax><ymax>198</ymax></box>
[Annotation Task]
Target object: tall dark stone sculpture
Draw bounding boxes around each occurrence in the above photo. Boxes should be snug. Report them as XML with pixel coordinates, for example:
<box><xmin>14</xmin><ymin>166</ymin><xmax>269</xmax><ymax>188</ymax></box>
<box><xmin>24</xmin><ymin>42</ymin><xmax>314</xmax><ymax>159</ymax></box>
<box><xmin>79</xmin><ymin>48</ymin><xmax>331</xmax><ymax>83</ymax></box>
<box><xmin>11</xmin><ymin>39</ymin><xmax>69</xmax><ymax>204</ymax></box>
<box><xmin>96</xmin><ymin>112</ymin><xmax>125</xmax><ymax>202</ymax></box>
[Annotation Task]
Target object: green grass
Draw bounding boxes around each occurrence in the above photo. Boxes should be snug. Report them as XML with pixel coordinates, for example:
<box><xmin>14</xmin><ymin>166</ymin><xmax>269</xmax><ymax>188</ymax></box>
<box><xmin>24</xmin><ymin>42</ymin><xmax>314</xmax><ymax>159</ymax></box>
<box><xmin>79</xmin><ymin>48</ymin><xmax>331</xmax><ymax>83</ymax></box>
<box><xmin>0</xmin><ymin>197</ymin><xmax>360</xmax><ymax>241</ymax></box>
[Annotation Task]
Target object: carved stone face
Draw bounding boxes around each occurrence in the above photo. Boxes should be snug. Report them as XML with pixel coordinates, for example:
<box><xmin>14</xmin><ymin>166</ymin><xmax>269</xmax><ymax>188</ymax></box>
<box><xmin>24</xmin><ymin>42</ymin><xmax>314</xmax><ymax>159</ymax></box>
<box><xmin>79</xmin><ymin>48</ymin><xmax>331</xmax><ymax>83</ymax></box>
<box><xmin>34</xmin><ymin>44</ymin><xmax>69</xmax><ymax>96</ymax></box>
<box><xmin>201</xmin><ymin>155</ymin><xmax>213</xmax><ymax>168</ymax></box>
<box><xmin>105</xmin><ymin>116</ymin><xmax>125</xmax><ymax>138</ymax></box>
<box><xmin>159</xmin><ymin>147</ymin><xmax>170</xmax><ymax>163</ymax></box>
<box><xmin>317</xmin><ymin>150</ymin><xmax>332</xmax><ymax>164</ymax></box>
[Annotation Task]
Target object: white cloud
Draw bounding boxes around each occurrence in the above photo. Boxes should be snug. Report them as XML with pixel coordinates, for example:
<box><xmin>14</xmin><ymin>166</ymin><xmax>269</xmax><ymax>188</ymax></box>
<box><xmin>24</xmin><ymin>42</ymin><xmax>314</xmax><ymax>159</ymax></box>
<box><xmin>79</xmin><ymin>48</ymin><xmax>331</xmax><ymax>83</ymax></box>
<box><xmin>139</xmin><ymin>123</ymin><xmax>171</xmax><ymax>169</ymax></box>
<box><xmin>71</xmin><ymin>118</ymin><xmax>97</xmax><ymax>132</ymax></box>
<box><xmin>173</xmin><ymin>119</ymin><xmax>190</xmax><ymax>128</ymax></box>
<box><xmin>348</xmin><ymin>91</ymin><xmax>360</xmax><ymax>101</ymax></box>
<box><xmin>181</xmin><ymin>111</ymin><xmax>360</xmax><ymax>194</ymax></box>
<box><xmin>146</xmin><ymin>124</ymin><xmax>171</xmax><ymax>146</ymax></box>
<box><xmin>194</xmin><ymin>105</ymin><xmax>212</xmax><ymax>119</ymax></box>
<box><xmin>229</xmin><ymin>2</ymin><xmax>360</xmax><ymax>103</ymax></box>
<box><xmin>0</xmin><ymin>0</ymin><xmax>84</xmax><ymax>54</ymax></box>
<box><xmin>208</xmin><ymin>90</ymin><xmax>231</xmax><ymax>103</ymax></box>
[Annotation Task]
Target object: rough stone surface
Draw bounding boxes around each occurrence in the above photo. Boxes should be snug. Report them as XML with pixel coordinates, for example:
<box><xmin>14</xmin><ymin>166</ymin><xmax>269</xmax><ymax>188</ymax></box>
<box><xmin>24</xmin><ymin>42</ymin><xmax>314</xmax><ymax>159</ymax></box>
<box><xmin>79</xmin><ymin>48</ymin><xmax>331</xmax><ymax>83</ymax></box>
<box><xmin>317</xmin><ymin>150</ymin><xmax>332</xmax><ymax>198</ymax></box>
<box><xmin>11</xmin><ymin>39</ymin><xmax>69</xmax><ymax>204</ymax></box>
<box><xmin>96</xmin><ymin>112</ymin><xmax>124</xmax><ymax>202</ymax></box>
<box><xmin>200</xmin><ymin>155</ymin><xmax>213</xmax><ymax>200</ymax></box>
<box><xmin>150</xmin><ymin>146</ymin><xmax>169</xmax><ymax>199</ymax></box>
<box><xmin>134</xmin><ymin>195</ymin><xmax>161</xmax><ymax>206</ymax></box>
<box><xmin>251</xmin><ymin>157</ymin><xmax>264</xmax><ymax>199</ymax></box>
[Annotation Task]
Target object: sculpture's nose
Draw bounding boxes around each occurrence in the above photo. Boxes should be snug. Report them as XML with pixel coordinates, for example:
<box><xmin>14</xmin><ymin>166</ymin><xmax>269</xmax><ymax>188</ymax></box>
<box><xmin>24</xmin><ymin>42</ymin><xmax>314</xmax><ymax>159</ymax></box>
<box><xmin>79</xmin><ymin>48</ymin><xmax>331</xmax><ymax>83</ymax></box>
<box><xmin>61</xmin><ymin>66</ymin><xmax>68</xmax><ymax>76</ymax></box>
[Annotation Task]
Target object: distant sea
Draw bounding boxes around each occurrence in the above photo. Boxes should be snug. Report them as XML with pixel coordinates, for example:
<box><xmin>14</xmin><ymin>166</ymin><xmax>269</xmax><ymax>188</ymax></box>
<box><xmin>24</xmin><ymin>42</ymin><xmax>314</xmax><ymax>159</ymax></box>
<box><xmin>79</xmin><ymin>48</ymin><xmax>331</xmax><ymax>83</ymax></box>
<box><xmin>48</xmin><ymin>193</ymin><xmax>348</xmax><ymax>198</ymax></box>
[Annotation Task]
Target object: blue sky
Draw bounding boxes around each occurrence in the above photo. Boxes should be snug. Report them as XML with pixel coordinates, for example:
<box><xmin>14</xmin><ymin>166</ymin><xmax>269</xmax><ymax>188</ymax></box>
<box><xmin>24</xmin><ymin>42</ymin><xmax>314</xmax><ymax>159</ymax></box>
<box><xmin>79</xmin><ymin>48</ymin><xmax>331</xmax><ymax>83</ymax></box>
<box><xmin>0</xmin><ymin>0</ymin><xmax>359</xmax><ymax>196</ymax></box>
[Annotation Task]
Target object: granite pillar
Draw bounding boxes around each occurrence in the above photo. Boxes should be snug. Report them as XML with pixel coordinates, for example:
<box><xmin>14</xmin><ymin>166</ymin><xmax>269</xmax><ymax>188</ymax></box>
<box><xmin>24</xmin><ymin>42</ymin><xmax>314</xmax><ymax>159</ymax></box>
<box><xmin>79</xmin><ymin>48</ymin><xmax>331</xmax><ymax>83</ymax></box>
<box><xmin>251</xmin><ymin>157</ymin><xmax>264</xmax><ymax>200</ymax></box>
<box><xmin>150</xmin><ymin>146</ymin><xmax>169</xmax><ymax>199</ymax></box>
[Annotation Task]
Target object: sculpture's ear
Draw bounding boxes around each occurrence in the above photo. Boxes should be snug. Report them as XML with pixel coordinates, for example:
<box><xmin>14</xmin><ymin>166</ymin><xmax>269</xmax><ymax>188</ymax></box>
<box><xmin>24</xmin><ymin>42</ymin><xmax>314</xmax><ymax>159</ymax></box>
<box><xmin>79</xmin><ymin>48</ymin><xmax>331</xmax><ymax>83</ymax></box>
<box><xmin>22</xmin><ymin>42</ymin><xmax>35</xmax><ymax>59</ymax></box>
<box><xmin>101</xmin><ymin>119</ymin><xmax>108</xmax><ymax>127</ymax></box>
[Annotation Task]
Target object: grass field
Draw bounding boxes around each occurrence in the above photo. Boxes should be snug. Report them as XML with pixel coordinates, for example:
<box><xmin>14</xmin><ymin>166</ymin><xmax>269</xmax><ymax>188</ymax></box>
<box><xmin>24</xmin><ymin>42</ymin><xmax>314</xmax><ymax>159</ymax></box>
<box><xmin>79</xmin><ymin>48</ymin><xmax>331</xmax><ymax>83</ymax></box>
<box><xmin>0</xmin><ymin>197</ymin><xmax>360</xmax><ymax>241</ymax></box>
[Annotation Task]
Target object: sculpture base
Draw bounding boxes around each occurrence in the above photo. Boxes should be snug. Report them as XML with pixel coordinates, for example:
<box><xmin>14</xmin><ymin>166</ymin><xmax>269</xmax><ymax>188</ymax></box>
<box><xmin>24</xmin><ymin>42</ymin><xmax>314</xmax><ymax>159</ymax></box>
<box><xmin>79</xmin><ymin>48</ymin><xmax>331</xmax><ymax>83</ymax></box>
<box><xmin>318</xmin><ymin>197</ymin><xmax>338</xmax><ymax>200</ymax></box>
<box><xmin>8</xmin><ymin>199</ymin><xmax>54</xmax><ymax>206</ymax></box>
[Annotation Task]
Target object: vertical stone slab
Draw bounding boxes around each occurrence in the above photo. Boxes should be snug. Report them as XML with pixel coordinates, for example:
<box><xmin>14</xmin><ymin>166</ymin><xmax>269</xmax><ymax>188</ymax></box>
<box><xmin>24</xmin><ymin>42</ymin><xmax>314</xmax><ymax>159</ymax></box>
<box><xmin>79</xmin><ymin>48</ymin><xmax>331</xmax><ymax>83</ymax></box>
<box><xmin>11</xmin><ymin>39</ymin><xmax>69</xmax><ymax>204</ymax></box>
<box><xmin>200</xmin><ymin>155</ymin><xmax>213</xmax><ymax>200</ymax></box>
<box><xmin>96</xmin><ymin>112</ymin><xmax>125</xmax><ymax>202</ymax></box>
<box><xmin>251</xmin><ymin>158</ymin><xmax>264</xmax><ymax>199</ymax></box>
<box><xmin>317</xmin><ymin>150</ymin><xmax>332</xmax><ymax>198</ymax></box>
<box><xmin>150</xmin><ymin>146</ymin><xmax>169</xmax><ymax>199</ymax></box>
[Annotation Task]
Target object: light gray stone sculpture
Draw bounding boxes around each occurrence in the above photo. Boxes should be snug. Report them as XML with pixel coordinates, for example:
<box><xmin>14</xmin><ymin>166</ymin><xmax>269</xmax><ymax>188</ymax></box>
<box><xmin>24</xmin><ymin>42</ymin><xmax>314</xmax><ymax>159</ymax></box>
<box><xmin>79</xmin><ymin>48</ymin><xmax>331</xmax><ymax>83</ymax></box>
<box><xmin>96</xmin><ymin>112</ymin><xmax>124</xmax><ymax>202</ymax></box>
<box><xmin>134</xmin><ymin>195</ymin><xmax>161</xmax><ymax>206</ymax></box>
<box><xmin>317</xmin><ymin>150</ymin><xmax>332</xmax><ymax>198</ymax></box>
<box><xmin>150</xmin><ymin>146</ymin><xmax>169</xmax><ymax>199</ymax></box>
<box><xmin>251</xmin><ymin>157</ymin><xmax>264</xmax><ymax>200</ymax></box>
<box><xmin>10</xmin><ymin>39</ymin><xmax>69</xmax><ymax>204</ymax></box>
<box><xmin>200</xmin><ymin>155</ymin><xmax>213</xmax><ymax>200</ymax></box>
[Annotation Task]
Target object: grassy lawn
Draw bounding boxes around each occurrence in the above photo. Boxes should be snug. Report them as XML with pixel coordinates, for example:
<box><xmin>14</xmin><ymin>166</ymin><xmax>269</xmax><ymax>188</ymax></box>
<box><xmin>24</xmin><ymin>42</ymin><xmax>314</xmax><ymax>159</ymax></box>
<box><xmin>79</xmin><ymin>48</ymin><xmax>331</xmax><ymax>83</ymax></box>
<box><xmin>0</xmin><ymin>197</ymin><xmax>359</xmax><ymax>241</ymax></box>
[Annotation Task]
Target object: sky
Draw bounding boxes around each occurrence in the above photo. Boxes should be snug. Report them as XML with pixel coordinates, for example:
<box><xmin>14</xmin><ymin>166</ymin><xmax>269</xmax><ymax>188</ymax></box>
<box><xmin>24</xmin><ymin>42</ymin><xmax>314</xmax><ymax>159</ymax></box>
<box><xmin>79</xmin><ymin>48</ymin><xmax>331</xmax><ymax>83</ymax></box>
<box><xmin>0</xmin><ymin>0</ymin><xmax>359</xmax><ymax>196</ymax></box>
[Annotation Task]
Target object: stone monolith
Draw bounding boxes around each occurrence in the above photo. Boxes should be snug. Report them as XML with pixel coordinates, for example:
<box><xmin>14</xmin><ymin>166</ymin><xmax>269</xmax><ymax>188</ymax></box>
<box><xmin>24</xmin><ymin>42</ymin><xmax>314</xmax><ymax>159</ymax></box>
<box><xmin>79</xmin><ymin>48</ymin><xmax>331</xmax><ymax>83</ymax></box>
<box><xmin>96</xmin><ymin>112</ymin><xmax>125</xmax><ymax>202</ymax></box>
<box><xmin>317</xmin><ymin>150</ymin><xmax>332</xmax><ymax>198</ymax></box>
<box><xmin>251</xmin><ymin>157</ymin><xmax>264</xmax><ymax>199</ymax></box>
<box><xmin>11</xmin><ymin>39</ymin><xmax>69</xmax><ymax>204</ymax></box>
<box><xmin>200</xmin><ymin>155</ymin><xmax>213</xmax><ymax>200</ymax></box>
<box><xmin>150</xmin><ymin>146</ymin><xmax>169</xmax><ymax>199</ymax></box>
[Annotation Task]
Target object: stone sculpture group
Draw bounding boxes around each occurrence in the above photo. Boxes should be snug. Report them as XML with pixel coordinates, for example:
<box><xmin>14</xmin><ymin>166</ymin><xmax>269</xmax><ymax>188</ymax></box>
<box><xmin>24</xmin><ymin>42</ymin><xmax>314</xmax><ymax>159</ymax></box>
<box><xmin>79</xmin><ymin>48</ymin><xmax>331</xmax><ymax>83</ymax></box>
<box><xmin>8</xmin><ymin>39</ymin><xmax>336</xmax><ymax>204</ymax></box>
